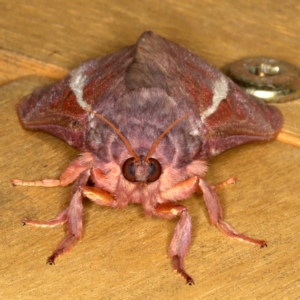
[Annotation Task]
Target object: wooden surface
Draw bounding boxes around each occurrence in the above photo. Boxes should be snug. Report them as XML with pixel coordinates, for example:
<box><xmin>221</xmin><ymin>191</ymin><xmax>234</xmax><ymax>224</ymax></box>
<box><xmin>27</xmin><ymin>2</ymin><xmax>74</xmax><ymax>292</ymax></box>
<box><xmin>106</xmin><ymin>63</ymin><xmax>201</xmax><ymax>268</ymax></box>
<box><xmin>1</xmin><ymin>1</ymin><xmax>300</xmax><ymax>299</ymax></box>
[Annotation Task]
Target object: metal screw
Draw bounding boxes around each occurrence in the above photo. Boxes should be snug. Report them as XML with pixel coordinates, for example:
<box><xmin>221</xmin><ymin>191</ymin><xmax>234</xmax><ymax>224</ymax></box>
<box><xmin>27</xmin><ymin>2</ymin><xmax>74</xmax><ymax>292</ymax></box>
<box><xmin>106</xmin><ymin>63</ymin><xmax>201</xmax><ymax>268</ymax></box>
<box><xmin>224</xmin><ymin>57</ymin><xmax>300</xmax><ymax>103</ymax></box>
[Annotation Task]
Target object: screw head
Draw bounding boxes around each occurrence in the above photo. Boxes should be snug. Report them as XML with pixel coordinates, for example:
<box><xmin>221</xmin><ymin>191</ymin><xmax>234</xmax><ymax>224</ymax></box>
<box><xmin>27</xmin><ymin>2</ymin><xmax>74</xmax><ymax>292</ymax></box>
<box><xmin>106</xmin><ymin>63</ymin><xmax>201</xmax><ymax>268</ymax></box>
<box><xmin>224</xmin><ymin>57</ymin><xmax>300</xmax><ymax>103</ymax></box>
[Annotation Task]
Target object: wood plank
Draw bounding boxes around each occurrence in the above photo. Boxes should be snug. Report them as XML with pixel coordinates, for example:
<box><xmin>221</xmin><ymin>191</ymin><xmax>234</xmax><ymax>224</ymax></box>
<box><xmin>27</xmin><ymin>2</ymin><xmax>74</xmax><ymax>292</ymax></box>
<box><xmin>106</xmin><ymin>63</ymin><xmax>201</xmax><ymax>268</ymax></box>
<box><xmin>0</xmin><ymin>49</ymin><xmax>68</xmax><ymax>86</ymax></box>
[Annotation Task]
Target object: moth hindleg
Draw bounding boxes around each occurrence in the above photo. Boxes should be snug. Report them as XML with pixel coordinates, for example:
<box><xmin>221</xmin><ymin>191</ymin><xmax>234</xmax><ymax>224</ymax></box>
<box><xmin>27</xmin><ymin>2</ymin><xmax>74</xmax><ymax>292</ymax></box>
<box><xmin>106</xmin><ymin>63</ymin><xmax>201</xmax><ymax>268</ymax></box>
<box><xmin>22</xmin><ymin>207</ymin><xmax>68</xmax><ymax>228</ymax></box>
<box><xmin>11</xmin><ymin>152</ymin><xmax>95</xmax><ymax>187</ymax></box>
<box><xmin>199</xmin><ymin>179</ymin><xmax>267</xmax><ymax>247</ymax></box>
<box><xmin>155</xmin><ymin>203</ymin><xmax>194</xmax><ymax>285</ymax></box>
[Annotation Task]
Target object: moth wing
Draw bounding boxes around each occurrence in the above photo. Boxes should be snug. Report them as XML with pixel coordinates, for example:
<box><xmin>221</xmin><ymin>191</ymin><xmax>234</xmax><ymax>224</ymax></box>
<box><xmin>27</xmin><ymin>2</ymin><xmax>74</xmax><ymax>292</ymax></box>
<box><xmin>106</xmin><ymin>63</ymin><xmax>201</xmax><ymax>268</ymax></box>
<box><xmin>17</xmin><ymin>45</ymin><xmax>134</xmax><ymax>150</ymax></box>
<box><xmin>126</xmin><ymin>31</ymin><xmax>283</xmax><ymax>159</ymax></box>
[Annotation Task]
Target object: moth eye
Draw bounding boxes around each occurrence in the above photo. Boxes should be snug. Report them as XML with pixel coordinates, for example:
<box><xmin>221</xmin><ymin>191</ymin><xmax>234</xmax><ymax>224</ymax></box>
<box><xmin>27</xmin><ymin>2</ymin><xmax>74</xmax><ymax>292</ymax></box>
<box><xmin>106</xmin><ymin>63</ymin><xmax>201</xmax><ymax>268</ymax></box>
<box><xmin>122</xmin><ymin>158</ymin><xmax>136</xmax><ymax>182</ymax></box>
<box><xmin>147</xmin><ymin>158</ymin><xmax>162</xmax><ymax>182</ymax></box>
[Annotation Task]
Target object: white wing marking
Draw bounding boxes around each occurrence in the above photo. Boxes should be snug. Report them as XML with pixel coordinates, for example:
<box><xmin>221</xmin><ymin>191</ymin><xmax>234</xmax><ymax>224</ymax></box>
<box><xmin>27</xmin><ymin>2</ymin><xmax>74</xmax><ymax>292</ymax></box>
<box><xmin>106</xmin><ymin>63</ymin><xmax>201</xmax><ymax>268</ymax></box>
<box><xmin>69</xmin><ymin>67</ymin><xmax>92</xmax><ymax>110</ymax></box>
<box><xmin>201</xmin><ymin>76</ymin><xmax>228</xmax><ymax>122</ymax></box>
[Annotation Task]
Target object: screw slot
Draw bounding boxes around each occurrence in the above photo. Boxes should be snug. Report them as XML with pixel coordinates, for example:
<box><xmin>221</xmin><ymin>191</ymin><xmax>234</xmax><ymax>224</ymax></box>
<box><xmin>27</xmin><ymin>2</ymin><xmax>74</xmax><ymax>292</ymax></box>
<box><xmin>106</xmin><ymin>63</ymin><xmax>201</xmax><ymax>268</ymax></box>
<box><xmin>224</xmin><ymin>57</ymin><xmax>300</xmax><ymax>103</ymax></box>
<box><xmin>249</xmin><ymin>63</ymin><xmax>280</xmax><ymax>77</ymax></box>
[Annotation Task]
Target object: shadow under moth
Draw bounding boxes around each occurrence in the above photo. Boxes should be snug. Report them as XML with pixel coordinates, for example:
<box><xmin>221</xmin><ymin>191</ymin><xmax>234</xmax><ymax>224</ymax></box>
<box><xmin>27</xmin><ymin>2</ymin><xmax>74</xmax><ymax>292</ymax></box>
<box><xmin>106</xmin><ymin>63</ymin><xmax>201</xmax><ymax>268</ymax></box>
<box><xmin>12</xmin><ymin>31</ymin><xmax>283</xmax><ymax>284</ymax></box>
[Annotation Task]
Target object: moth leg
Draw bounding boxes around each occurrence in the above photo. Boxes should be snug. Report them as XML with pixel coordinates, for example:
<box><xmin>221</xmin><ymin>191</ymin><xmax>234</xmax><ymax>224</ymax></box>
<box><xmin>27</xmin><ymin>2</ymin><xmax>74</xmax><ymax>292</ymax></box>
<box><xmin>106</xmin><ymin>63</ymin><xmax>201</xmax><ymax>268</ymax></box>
<box><xmin>11</xmin><ymin>152</ymin><xmax>95</xmax><ymax>187</ymax></box>
<box><xmin>213</xmin><ymin>176</ymin><xmax>237</xmax><ymax>190</ymax></box>
<box><xmin>46</xmin><ymin>170</ymin><xmax>90</xmax><ymax>264</ymax></box>
<box><xmin>160</xmin><ymin>176</ymin><xmax>199</xmax><ymax>201</ymax></box>
<box><xmin>23</xmin><ymin>207</ymin><xmax>68</xmax><ymax>227</ymax></box>
<box><xmin>155</xmin><ymin>203</ymin><xmax>194</xmax><ymax>285</ymax></box>
<box><xmin>159</xmin><ymin>175</ymin><xmax>236</xmax><ymax>201</ymax></box>
<box><xmin>196</xmin><ymin>177</ymin><xmax>237</xmax><ymax>196</ymax></box>
<box><xmin>46</xmin><ymin>191</ymin><xmax>81</xmax><ymax>264</ymax></box>
<box><xmin>198</xmin><ymin>179</ymin><xmax>267</xmax><ymax>247</ymax></box>
<box><xmin>21</xmin><ymin>170</ymin><xmax>90</xmax><ymax>264</ymax></box>
<box><xmin>80</xmin><ymin>186</ymin><xmax>115</xmax><ymax>207</ymax></box>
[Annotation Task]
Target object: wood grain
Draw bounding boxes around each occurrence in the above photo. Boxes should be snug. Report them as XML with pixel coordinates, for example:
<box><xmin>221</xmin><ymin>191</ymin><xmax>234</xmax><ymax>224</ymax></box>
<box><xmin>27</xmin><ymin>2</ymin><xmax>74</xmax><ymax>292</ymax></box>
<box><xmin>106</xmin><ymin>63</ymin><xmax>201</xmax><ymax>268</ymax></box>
<box><xmin>1</xmin><ymin>1</ymin><xmax>300</xmax><ymax>299</ymax></box>
<box><xmin>0</xmin><ymin>49</ymin><xmax>68</xmax><ymax>86</ymax></box>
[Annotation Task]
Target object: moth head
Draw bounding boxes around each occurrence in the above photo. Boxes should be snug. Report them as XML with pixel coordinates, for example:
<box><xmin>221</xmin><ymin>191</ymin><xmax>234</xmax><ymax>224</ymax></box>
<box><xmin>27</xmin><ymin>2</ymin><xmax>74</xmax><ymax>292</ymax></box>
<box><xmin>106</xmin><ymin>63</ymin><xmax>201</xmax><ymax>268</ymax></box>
<box><xmin>121</xmin><ymin>113</ymin><xmax>189</xmax><ymax>183</ymax></box>
<box><xmin>122</xmin><ymin>156</ymin><xmax>162</xmax><ymax>183</ymax></box>
<box><xmin>85</xmin><ymin>108</ymin><xmax>189</xmax><ymax>184</ymax></box>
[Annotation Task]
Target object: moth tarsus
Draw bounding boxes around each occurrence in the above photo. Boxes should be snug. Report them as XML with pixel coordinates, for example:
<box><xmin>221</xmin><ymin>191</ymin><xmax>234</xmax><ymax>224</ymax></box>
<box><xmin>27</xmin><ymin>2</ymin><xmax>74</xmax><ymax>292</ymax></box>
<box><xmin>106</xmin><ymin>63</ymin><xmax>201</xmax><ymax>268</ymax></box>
<box><xmin>13</xmin><ymin>31</ymin><xmax>283</xmax><ymax>284</ymax></box>
<box><xmin>187</xmin><ymin>280</ymin><xmax>195</xmax><ymax>286</ymax></box>
<box><xmin>47</xmin><ymin>259</ymin><xmax>55</xmax><ymax>265</ymax></box>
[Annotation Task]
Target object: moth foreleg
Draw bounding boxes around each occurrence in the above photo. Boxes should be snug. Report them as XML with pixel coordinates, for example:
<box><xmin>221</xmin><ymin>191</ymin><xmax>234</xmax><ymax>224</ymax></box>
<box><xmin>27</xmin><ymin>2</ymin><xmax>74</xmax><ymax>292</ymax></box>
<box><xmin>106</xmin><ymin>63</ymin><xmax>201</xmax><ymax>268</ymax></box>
<box><xmin>80</xmin><ymin>185</ymin><xmax>115</xmax><ymax>207</ymax></box>
<box><xmin>155</xmin><ymin>203</ymin><xmax>194</xmax><ymax>285</ymax></box>
<box><xmin>199</xmin><ymin>179</ymin><xmax>267</xmax><ymax>247</ymax></box>
<box><xmin>195</xmin><ymin>177</ymin><xmax>237</xmax><ymax>196</ymax></box>
<box><xmin>160</xmin><ymin>176</ymin><xmax>198</xmax><ymax>201</ymax></box>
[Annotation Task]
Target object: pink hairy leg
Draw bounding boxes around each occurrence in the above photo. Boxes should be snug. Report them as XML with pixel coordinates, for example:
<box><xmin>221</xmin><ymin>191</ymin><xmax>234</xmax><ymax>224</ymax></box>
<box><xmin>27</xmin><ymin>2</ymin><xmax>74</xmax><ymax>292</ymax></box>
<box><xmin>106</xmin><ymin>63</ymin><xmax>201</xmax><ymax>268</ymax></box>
<box><xmin>198</xmin><ymin>179</ymin><xmax>267</xmax><ymax>247</ymax></box>
<box><xmin>79</xmin><ymin>166</ymin><xmax>116</xmax><ymax>206</ymax></box>
<box><xmin>161</xmin><ymin>175</ymin><xmax>236</xmax><ymax>201</ymax></box>
<box><xmin>80</xmin><ymin>185</ymin><xmax>115</xmax><ymax>206</ymax></box>
<box><xmin>155</xmin><ymin>203</ymin><xmax>194</xmax><ymax>285</ymax></box>
<box><xmin>50</xmin><ymin>181</ymin><xmax>116</xmax><ymax>262</ymax></box>
<box><xmin>213</xmin><ymin>176</ymin><xmax>237</xmax><ymax>190</ymax></box>
<box><xmin>21</xmin><ymin>170</ymin><xmax>90</xmax><ymax>264</ymax></box>
<box><xmin>22</xmin><ymin>207</ymin><xmax>69</xmax><ymax>227</ymax></box>
<box><xmin>12</xmin><ymin>153</ymin><xmax>97</xmax><ymax>263</ymax></box>
<box><xmin>46</xmin><ymin>187</ymin><xmax>85</xmax><ymax>264</ymax></box>
<box><xmin>160</xmin><ymin>176</ymin><xmax>198</xmax><ymax>200</ymax></box>
<box><xmin>11</xmin><ymin>152</ymin><xmax>95</xmax><ymax>187</ymax></box>
<box><xmin>195</xmin><ymin>176</ymin><xmax>236</xmax><ymax>200</ymax></box>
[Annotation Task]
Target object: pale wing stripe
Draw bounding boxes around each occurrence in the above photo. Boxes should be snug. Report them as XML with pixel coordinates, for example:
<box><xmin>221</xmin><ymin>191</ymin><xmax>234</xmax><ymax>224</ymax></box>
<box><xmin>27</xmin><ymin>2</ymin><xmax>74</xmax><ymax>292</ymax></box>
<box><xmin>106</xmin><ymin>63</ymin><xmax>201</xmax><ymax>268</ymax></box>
<box><xmin>201</xmin><ymin>76</ymin><xmax>228</xmax><ymax>121</ymax></box>
<box><xmin>69</xmin><ymin>67</ymin><xmax>92</xmax><ymax>110</ymax></box>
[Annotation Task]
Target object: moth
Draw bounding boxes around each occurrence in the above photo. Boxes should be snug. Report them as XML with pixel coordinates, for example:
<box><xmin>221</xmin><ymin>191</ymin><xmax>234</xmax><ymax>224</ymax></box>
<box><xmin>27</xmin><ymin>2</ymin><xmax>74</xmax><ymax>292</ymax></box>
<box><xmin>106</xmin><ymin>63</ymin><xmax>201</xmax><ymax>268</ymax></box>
<box><xmin>12</xmin><ymin>31</ymin><xmax>283</xmax><ymax>285</ymax></box>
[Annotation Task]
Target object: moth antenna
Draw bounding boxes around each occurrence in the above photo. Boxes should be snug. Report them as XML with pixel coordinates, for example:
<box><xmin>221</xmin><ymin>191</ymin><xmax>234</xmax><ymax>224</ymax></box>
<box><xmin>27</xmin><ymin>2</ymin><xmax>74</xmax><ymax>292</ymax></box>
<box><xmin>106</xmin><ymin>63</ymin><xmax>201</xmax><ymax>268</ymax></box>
<box><xmin>86</xmin><ymin>109</ymin><xmax>139</xmax><ymax>161</ymax></box>
<box><xmin>145</xmin><ymin>113</ymin><xmax>190</xmax><ymax>161</ymax></box>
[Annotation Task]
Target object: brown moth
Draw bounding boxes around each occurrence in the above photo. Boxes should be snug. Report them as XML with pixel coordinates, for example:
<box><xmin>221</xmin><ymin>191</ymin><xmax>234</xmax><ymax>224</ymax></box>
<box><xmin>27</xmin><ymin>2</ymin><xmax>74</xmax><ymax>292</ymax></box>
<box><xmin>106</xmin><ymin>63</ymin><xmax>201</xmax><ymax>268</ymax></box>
<box><xmin>12</xmin><ymin>31</ymin><xmax>283</xmax><ymax>284</ymax></box>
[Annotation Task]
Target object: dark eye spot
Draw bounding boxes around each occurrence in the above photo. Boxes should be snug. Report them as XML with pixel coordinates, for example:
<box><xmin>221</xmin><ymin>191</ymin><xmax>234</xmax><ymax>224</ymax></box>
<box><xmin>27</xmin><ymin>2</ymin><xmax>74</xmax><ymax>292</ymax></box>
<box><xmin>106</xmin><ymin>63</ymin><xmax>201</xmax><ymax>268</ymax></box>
<box><xmin>147</xmin><ymin>158</ymin><xmax>162</xmax><ymax>182</ymax></box>
<box><xmin>122</xmin><ymin>158</ymin><xmax>136</xmax><ymax>182</ymax></box>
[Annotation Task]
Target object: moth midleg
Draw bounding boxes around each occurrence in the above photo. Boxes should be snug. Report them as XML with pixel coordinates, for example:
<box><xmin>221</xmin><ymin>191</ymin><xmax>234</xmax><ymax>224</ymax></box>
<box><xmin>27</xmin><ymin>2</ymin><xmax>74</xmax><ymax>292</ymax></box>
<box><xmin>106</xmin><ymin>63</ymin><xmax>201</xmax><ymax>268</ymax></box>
<box><xmin>47</xmin><ymin>189</ymin><xmax>84</xmax><ymax>265</ymax></box>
